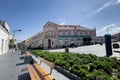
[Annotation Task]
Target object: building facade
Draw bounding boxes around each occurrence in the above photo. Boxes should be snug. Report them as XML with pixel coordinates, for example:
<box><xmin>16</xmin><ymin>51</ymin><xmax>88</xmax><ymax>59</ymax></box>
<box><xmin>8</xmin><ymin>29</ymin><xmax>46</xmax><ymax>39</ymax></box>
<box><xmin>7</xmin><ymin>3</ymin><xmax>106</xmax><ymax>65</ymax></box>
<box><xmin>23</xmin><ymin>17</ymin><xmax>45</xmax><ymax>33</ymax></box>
<box><xmin>26</xmin><ymin>21</ymin><xmax>96</xmax><ymax>49</ymax></box>
<box><xmin>0</xmin><ymin>21</ymin><xmax>11</xmax><ymax>55</ymax></box>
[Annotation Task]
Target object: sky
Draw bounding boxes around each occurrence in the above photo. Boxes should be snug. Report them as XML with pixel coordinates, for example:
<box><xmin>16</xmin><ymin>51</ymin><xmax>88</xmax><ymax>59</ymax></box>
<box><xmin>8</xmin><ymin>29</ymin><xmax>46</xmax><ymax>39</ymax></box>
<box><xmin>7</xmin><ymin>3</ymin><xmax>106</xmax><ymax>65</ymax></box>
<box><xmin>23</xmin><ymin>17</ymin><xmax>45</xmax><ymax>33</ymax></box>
<box><xmin>0</xmin><ymin>0</ymin><xmax>120</xmax><ymax>41</ymax></box>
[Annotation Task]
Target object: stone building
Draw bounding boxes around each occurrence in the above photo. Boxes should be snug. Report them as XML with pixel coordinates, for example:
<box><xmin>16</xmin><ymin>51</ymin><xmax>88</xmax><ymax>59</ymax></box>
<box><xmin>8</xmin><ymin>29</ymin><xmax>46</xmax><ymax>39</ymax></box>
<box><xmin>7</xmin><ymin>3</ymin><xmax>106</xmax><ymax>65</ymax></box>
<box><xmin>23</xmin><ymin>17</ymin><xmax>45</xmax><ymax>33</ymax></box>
<box><xmin>112</xmin><ymin>32</ymin><xmax>120</xmax><ymax>41</ymax></box>
<box><xmin>26</xmin><ymin>21</ymin><xmax>96</xmax><ymax>49</ymax></box>
<box><xmin>0</xmin><ymin>21</ymin><xmax>11</xmax><ymax>54</ymax></box>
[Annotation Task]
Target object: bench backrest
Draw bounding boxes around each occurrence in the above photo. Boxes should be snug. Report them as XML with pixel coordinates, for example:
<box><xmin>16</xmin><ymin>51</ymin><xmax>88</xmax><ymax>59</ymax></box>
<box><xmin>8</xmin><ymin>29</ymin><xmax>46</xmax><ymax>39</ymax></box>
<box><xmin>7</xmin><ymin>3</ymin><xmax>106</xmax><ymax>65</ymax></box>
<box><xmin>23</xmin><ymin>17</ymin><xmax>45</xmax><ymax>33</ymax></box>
<box><xmin>38</xmin><ymin>57</ymin><xmax>55</xmax><ymax>69</ymax></box>
<box><xmin>28</xmin><ymin>63</ymin><xmax>55</xmax><ymax>80</ymax></box>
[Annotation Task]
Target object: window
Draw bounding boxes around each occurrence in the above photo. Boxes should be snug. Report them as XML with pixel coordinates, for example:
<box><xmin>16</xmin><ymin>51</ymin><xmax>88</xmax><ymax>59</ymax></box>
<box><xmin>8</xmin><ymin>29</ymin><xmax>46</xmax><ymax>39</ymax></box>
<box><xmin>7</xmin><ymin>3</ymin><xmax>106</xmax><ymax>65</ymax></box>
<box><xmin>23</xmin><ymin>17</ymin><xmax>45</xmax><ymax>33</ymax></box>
<box><xmin>52</xmin><ymin>41</ymin><xmax>54</xmax><ymax>45</ymax></box>
<box><xmin>1</xmin><ymin>39</ymin><xmax>4</xmax><ymax>52</ymax></box>
<box><xmin>65</xmin><ymin>31</ymin><xmax>68</xmax><ymax>35</ymax></box>
<box><xmin>71</xmin><ymin>39</ymin><xmax>74</xmax><ymax>44</ymax></box>
<box><xmin>65</xmin><ymin>39</ymin><xmax>69</xmax><ymax>46</ymax></box>
<box><xmin>71</xmin><ymin>30</ymin><xmax>74</xmax><ymax>35</ymax></box>
<box><xmin>87</xmin><ymin>31</ymin><xmax>89</xmax><ymax>35</ymax></box>
<box><xmin>77</xmin><ymin>31</ymin><xmax>80</xmax><ymax>36</ymax></box>
<box><xmin>59</xmin><ymin>39</ymin><xmax>64</xmax><ymax>45</ymax></box>
<box><xmin>49</xmin><ymin>31</ymin><xmax>51</xmax><ymax>35</ymax></box>
<box><xmin>5</xmin><ymin>40</ymin><xmax>7</xmax><ymax>51</ymax></box>
<box><xmin>59</xmin><ymin>31</ymin><xmax>63</xmax><ymax>36</ymax></box>
<box><xmin>83</xmin><ymin>32</ymin><xmax>85</xmax><ymax>36</ymax></box>
<box><xmin>77</xmin><ymin>39</ymin><xmax>81</xmax><ymax>46</ymax></box>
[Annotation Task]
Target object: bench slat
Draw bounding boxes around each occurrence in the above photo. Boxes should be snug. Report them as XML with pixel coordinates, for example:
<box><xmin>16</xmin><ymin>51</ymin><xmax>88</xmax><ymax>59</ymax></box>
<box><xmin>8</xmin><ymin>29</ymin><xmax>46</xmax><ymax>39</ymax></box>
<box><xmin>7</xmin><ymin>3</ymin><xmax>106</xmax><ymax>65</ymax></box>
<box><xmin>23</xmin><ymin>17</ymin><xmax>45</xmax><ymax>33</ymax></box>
<box><xmin>28</xmin><ymin>65</ymin><xmax>41</xmax><ymax>80</ymax></box>
<box><xmin>38</xmin><ymin>57</ymin><xmax>55</xmax><ymax>69</ymax></box>
<box><xmin>35</xmin><ymin>63</ymin><xmax>55</xmax><ymax>80</ymax></box>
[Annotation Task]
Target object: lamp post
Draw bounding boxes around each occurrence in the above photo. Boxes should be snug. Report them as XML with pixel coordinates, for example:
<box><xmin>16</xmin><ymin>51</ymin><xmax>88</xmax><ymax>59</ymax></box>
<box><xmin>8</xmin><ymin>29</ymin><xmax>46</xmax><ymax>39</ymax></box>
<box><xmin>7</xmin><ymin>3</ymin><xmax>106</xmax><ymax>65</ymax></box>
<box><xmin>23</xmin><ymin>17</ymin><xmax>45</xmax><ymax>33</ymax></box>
<box><xmin>13</xmin><ymin>29</ymin><xmax>22</xmax><ymax>50</ymax></box>
<box><xmin>13</xmin><ymin>29</ymin><xmax>22</xmax><ymax>40</ymax></box>
<box><xmin>106</xmin><ymin>26</ymin><xmax>114</xmax><ymax>34</ymax></box>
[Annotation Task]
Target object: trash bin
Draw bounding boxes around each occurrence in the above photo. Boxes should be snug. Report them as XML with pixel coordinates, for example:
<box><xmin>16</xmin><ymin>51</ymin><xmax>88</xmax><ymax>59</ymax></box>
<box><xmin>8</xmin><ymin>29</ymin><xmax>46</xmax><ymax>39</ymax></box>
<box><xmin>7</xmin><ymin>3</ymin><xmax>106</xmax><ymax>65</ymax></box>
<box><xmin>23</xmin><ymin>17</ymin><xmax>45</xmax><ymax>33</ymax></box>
<box><xmin>104</xmin><ymin>34</ymin><xmax>112</xmax><ymax>56</ymax></box>
<box><xmin>65</xmin><ymin>47</ymin><xmax>69</xmax><ymax>52</ymax></box>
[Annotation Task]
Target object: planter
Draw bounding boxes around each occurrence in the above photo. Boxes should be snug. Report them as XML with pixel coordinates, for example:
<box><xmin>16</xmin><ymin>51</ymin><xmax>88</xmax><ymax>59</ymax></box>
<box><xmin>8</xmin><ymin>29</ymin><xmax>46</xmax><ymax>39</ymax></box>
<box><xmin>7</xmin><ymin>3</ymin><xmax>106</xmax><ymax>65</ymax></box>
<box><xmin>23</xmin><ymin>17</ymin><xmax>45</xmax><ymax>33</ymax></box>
<box><xmin>29</xmin><ymin>51</ymin><xmax>81</xmax><ymax>80</ymax></box>
<box><xmin>55</xmin><ymin>65</ymin><xmax>81</xmax><ymax>80</ymax></box>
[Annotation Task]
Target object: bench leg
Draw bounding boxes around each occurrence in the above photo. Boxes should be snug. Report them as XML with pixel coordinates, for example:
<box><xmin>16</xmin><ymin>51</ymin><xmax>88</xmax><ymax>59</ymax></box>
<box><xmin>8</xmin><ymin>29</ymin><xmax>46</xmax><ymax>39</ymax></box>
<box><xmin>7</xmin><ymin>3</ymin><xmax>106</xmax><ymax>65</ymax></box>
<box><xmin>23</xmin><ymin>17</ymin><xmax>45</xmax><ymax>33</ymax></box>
<box><xmin>40</xmin><ymin>61</ymin><xmax>42</xmax><ymax>64</ymax></box>
<box><xmin>50</xmin><ymin>68</ymin><xmax>52</xmax><ymax>74</ymax></box>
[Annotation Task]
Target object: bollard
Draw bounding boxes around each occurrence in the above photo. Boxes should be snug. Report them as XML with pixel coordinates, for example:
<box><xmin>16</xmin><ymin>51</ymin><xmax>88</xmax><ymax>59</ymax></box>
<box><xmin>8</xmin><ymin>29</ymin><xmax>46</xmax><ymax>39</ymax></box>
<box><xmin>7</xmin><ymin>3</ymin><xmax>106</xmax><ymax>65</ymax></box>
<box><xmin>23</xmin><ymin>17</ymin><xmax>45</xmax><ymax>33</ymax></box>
<box><xmin>65</xmin><ymin>47</ymin><xmax>69</xmax><ymax>52</ymax></box>
<box><xmin>104</xmin><ymin>34</ymin><xmax>112</xmax><ymax>57</ymax></box>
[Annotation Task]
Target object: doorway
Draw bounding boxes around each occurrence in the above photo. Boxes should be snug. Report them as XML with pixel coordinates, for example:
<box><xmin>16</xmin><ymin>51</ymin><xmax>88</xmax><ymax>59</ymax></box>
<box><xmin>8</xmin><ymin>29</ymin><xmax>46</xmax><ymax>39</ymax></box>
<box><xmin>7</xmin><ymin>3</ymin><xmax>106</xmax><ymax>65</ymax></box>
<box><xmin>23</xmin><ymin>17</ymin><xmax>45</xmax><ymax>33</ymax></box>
<box><xmin>48</xmin><ymin>39</ymin><xmax>51</xmax><ymax>48</ymax></box>
<box><xmin>83</xmin><ymin>38</ymin><xmax>91</xmax><ymax>45</ymax></box>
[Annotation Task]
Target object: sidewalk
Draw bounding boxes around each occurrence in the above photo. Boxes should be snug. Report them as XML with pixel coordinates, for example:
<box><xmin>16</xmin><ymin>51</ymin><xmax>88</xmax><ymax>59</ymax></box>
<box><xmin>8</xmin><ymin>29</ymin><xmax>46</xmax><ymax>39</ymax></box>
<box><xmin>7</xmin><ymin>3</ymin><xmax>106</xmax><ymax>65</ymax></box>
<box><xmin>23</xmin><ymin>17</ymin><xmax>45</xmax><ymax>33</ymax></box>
<box><xmin>0</xmin><ymin>50</ymin><xmax>29</xmax><ymax>80</ymax></box>
<box><xmin>0</xmin><ymin>50</ymin><xmax>71</xmax><ymax>80</ymax></box>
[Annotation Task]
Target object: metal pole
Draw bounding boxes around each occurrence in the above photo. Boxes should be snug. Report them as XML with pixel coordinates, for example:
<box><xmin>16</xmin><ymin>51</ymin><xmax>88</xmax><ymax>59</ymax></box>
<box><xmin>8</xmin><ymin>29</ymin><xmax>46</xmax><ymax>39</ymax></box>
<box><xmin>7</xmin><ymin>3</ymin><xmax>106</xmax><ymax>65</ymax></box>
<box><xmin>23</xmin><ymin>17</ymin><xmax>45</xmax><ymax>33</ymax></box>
<box><xmin>12</xmin><ymin>30</ymin><xmax>16</xmax><ymax>51</ymax></box>
<box><xmin>107</xmin><ymin>27</ymin><xmax>109</xmax><ymax>34</ymax></box>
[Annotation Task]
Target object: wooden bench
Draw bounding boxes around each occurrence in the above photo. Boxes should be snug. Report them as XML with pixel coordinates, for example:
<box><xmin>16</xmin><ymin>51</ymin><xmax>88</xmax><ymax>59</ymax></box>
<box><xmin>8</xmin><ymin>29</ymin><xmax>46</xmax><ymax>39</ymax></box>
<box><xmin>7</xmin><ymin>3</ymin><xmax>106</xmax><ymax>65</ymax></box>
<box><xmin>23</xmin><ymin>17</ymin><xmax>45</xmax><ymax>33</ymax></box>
<box><xmin>23</xmin><ymin>53</ymin><xmax>31</xmax><ymax>57</ymax></box>
<box><xmin>38</xmin><ymin>57</ymin><xmax>55</xmax><ymax>74</ymax></box>
<box><xmin>23</xmin><ymin>53</ymin><xmax>33</xmax><ymax>64</ymax></box>
<box><xmin>28</xmin><ymin>63</ymin><xmax>55</xmax><ymax>80</ymax></box>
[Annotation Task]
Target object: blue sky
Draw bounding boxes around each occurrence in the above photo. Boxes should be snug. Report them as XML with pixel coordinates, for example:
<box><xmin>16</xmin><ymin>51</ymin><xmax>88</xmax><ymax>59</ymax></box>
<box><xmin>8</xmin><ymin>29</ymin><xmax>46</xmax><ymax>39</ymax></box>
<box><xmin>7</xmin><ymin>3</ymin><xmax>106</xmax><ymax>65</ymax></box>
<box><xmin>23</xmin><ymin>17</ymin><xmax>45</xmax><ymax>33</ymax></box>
<box><xmin>0</xmin><ymin>0</ymin><xmax>120</xmax><ymax>41</ymax></box>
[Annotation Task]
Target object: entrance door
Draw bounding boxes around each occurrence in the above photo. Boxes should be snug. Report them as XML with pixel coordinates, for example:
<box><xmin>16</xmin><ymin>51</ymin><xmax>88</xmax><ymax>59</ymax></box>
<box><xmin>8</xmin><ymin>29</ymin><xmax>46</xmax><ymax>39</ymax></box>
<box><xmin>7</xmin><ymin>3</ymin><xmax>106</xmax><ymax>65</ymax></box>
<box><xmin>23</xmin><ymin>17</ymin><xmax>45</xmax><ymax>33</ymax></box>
<box><xmin>83</xmin><ymin>38</ymin><xmax>91</xmax><ymax>45</ymax></box>
<box><xmin>48</xmin><ymin>39</ymin><xmax>51</xmax><ymax>48</ymax></box>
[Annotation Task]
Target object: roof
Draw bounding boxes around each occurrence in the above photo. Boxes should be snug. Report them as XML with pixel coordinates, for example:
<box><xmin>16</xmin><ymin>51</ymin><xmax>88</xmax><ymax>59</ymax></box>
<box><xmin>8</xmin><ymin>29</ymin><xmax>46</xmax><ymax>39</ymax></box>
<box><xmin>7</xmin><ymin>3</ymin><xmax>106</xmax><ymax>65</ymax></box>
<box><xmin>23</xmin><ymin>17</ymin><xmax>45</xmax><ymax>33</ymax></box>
<box><xmin>0</xmin><ymin>20</ymin><xmax>10</xmax><ymax>33</ymax></box>
<box><xmin>58</xmin><ymin>25</ymin><xmax>91</xmax><ymax>30</ymax></box>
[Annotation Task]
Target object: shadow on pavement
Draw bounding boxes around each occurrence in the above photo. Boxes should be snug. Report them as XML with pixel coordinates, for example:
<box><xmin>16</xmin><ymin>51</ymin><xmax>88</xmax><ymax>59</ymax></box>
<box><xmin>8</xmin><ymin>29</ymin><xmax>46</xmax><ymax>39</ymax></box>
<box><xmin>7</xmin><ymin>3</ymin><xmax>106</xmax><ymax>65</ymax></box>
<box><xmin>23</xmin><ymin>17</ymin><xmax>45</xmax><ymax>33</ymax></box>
<box><xmin>18</xmin><ymin>73</ymin><xmax>30</xmax><ymax>80</ymax></box>
<box><xmin>16</xmin><ymin>62</ymin><xmax>27</xmax><ymax>66</ymax></box>
<box><xmin>20</xmin><ymin>56</ymin><xmax>24</xmax><ymax>60</ymax></box>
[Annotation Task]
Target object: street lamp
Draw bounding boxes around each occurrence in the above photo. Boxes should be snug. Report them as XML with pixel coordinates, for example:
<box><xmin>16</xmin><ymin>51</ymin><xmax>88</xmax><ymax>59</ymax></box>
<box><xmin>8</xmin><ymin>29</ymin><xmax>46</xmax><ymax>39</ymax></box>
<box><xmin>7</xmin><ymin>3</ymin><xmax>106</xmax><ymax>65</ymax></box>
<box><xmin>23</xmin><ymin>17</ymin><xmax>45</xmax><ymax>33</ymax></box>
<box><xmin>13</xmin><ymin>29</ymin><xmax>22</xmax><ymax>40</ymax></box>
<box><xmin>106</xmin><ymin>26</ymin><xmax>115</xmax><ymax>34</ymax></box>
<box><xmin>13</xmin><ymin>29</ymin><xmax>22</xmax><ymax>50</ymax></box>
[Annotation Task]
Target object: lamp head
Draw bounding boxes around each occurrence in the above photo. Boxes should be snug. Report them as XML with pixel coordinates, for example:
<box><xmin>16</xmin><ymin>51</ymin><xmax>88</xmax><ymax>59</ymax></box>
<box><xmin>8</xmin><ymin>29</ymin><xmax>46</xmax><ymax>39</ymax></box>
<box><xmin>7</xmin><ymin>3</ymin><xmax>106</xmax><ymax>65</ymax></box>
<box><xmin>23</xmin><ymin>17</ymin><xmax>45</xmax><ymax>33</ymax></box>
<box><xmin>17</xmin><ymin>29</ymin><xmax>22</xmax><ymax>32</ymax></box>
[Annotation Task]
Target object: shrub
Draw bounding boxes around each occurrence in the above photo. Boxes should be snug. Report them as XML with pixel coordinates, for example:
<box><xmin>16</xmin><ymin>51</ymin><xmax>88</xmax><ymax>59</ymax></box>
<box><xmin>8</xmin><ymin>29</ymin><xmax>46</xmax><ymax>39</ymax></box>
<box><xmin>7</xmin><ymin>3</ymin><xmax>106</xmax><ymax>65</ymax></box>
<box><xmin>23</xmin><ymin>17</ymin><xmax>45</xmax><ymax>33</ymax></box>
<box><xmin>79</xmin><ymin>69</ymin><xmax>89</xmax><ymax>80</ymax></box>
<box><xmin>113</xmin><ymin>43</ymin><xmax>119</xmax><ymax>49</ymax></box>
<box><xmin>89</xmin><ymin>63</ymin><xmax>97</xmax><ymax>72</ymax></box>
<box><xmin>70</xmin><ymin>65</ymin><xmax>89</xmax><ymax>79</ymax></box>
<box><xmin>80</xmin><ymin>65</ymin><xmax>88</xmax><ymax>71</ymax></box>
<box><xmin>89</xmin><ymin>70</ymin><xmax>111</xmax><ymax>80</ymax></box>
<box><xmin>69</xmin><ymin>64</ymin><xmax>81</xmax><ymax>76</ymax></box>
<box><xmin>118</xmin><ymin>72</ymin><xmax>120</xmax><ymax>79</ymax></box>
<box><xmin>29</xmin><ymin>50</ymin><xmax>120</xmax><ymax>79</ymax></box>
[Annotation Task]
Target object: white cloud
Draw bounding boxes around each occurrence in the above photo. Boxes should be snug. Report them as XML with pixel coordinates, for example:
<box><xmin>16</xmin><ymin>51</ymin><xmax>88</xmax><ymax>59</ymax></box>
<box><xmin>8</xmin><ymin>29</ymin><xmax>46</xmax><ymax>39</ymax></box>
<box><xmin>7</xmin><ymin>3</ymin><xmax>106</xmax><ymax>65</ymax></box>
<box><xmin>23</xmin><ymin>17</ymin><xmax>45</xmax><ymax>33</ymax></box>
<box><xmin>116</xmin><ymin>0</ymin><xmax>120</xmax><ymax>3</ymax></box>
<box><xmin>97</xmin><ymin>23</ymin><xmax>120</xmax><ymax>36</ymax></box>
<box><xmin>60</xmin><ymin>22</ymin><xmax>65</xmax><ymax>25</ymax></box>
<box><xmin>85</xmin><ymin>0</ymin><xmax>120</xmax><ymax>18</ymax></box>
<box><xmin>95</xmin><ymin>1</ymin><xmax>111</xmax><ymax>13</ymax></box>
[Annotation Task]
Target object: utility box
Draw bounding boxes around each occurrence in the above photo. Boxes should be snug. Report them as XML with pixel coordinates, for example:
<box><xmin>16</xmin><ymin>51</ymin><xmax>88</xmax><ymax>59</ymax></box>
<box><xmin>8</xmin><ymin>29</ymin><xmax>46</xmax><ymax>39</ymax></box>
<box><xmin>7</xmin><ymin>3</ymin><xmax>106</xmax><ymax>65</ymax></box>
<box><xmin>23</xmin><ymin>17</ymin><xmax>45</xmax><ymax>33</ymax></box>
<box><xmin>105</xmin><ymin>34</ymin><xmax>112</xmax><ymax>56</ymax></box>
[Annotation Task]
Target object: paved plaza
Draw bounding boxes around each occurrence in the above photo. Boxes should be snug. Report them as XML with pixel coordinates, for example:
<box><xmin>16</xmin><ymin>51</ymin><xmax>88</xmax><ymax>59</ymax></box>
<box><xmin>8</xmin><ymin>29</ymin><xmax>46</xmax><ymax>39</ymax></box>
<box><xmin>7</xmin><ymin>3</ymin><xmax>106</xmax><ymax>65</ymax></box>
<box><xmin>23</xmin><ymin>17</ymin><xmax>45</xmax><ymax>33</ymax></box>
<box><xmin>49</xmin><ymin>42</ymin><xmax>120</xmax><ymax>57</ymax></box>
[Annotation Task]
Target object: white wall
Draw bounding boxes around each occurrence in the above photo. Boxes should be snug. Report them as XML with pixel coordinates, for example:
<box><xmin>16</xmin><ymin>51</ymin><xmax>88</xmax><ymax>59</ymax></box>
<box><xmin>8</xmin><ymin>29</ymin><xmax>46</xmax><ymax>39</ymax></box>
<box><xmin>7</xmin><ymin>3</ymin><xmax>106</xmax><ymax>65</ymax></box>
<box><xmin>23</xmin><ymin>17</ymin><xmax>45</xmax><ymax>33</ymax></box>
<box><xmin>0</xmin><ymin>26</ymin><xmax>9</xmax><ymax>55</ymax></box>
